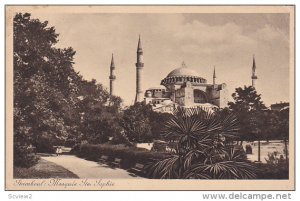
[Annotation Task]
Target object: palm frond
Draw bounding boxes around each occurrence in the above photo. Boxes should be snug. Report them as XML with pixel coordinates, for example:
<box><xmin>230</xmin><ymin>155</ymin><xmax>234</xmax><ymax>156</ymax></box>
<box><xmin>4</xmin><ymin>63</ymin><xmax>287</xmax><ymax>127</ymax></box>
<box><xmin>186</xmin><ymin>160</ymin><xmax>257</xmax><ymax>179</ymax></box>
<box><xmin>148</xmin><ymin>155</ymin><xmax>181</xmax><ymax>179</ymax></box>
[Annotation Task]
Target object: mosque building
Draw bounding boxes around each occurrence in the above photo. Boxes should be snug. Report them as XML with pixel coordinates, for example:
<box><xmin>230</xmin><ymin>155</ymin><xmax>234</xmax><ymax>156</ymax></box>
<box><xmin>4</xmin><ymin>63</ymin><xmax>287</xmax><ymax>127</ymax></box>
<box><xmin>144</xmin><ymin>61</ymin><xmax>228</xmax><ymax>112</ymax></box>
<box><xmin>109</xmin><ymin>36</ymin><xmax>257</xmax><ymax>113</ymax></box>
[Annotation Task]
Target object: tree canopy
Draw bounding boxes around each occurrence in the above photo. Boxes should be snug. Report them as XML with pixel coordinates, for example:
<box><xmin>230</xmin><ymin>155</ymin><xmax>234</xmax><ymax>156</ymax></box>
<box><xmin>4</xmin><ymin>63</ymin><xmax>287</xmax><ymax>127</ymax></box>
<box><xmin>228</xmin><ymin>86</ymin><xmax>267</xmax><ymax>141</ymax></box>
<box><xmin>228</xmin><ymin>86</ymin><xmax>288</xmax><ymax>142</ymax></box>
<box><xmin>13</xmin><ymin>13</ymin><xmax>122</xmax><ymax>166</ymax></box>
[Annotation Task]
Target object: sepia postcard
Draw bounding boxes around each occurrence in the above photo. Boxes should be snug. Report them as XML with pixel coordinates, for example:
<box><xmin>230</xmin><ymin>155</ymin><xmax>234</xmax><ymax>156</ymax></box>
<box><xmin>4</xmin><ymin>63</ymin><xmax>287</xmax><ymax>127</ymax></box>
<box><xmin>5</xmin><ymin>5</ymin><xmax>295</xmax><ymax>190</ymax></box>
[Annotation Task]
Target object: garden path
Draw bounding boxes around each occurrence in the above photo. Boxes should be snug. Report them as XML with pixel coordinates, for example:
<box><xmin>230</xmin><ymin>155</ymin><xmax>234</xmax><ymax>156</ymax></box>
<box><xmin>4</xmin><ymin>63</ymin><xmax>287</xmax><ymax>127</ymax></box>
<box><xmin>42</xmin><ymin>155</ymin><xmax>140</xmax><ymax>179</ymax></box>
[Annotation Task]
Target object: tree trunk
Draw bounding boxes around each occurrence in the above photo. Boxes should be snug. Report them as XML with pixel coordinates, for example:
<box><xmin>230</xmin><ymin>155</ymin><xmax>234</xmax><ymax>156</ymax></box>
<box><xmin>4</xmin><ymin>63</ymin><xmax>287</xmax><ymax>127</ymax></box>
<box><xmin>258</xmin><ymin>139</ymin><xmax>261</xmax><ymax>162</ymax></box>
<box><xmin>284</xmin><ymin>138</ymin><xmax>288</xmax><ymax>163</ymax></box>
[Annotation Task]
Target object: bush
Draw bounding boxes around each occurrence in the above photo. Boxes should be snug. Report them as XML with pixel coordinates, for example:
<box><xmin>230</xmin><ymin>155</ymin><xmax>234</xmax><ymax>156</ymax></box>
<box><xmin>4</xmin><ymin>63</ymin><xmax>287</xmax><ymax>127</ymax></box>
<box><xmin>256</xmin><ymin>163</ymin><xmax>288</xmax><ymax>179</ymax></box>
<box><xmin>14</xmin><ymin>145</ymin><xmax>39</xmax><ymax>168</ymax></box>
<box><xmin>73</xmin><ymin>143</ymin><xmax>170</xmax><ymax>169</ymax></box>
<box><xmin>256</xmin><ymin>151</ymin><xmax>289</xmax><ymax>179</ymax></box>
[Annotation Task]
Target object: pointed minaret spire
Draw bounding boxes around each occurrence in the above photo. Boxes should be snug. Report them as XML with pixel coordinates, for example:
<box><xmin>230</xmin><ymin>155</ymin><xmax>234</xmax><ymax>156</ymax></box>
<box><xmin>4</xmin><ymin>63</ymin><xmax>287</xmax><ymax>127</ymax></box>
<box><xmin>135</xmin><ymin>35</ymin><xmax>144</xmax><ymax>103</ymax></box>
<box><xmin>109</xmin><ymin>53</ymin><xmax>116</xmax><ymax>96</ymax></box>
<box><xmin>110</xmin><ymin>53</ymin><xmax>115</xmax><ymax>68</ymax></box>
<box><xmin>137</xmin><ymin>34</ymin><xmax>142</xmax><ymax>52</ymax></box>
<box><xmin>213</xmin><ymin>66</ymin><xmax>216</xmax><ymax>85</ymax></box>
<box><xmin>251</xmin><ymin>54</ymin><xmax>258</xmax><ymax>88</ymax></box>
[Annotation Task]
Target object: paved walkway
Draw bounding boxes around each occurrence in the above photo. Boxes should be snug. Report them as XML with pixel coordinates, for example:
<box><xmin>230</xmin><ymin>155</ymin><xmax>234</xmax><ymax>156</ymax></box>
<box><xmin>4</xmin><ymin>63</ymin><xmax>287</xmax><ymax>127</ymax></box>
<box><xmin>42</xmin><ymin>155</ymin><xmax>140</xmax><ymax>179</ymax></box>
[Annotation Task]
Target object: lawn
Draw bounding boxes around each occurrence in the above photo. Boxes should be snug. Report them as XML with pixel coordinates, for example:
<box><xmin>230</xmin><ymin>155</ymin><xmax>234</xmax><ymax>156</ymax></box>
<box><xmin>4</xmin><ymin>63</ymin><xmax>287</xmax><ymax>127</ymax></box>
<box><xmin>14</xmin><ymin>158</ymin><xmax>79</xmax><ymax>179</ymax></box>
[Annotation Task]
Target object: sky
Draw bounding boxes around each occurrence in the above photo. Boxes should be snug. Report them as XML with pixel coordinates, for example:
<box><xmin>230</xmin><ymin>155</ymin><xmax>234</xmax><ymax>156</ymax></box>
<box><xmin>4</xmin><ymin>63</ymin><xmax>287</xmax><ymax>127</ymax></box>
<box><xmin>28</xmin><ymin>12</ymin><xmax>290</xmax><ymax>106</ymax></box>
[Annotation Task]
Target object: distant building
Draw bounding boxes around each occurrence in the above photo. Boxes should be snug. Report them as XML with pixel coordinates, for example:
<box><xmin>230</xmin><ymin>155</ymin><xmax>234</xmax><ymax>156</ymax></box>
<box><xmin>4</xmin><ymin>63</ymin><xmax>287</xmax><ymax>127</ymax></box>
<box><xmin>271</xmin><ymin>102</ymin><xmax>289</xmax><ymax>111</ymax></box>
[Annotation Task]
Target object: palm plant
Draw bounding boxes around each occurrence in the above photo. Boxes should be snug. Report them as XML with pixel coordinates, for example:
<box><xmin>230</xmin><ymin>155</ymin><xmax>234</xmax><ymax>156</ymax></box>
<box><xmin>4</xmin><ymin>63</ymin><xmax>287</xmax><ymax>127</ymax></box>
<box><xmin>147</xmin><ymin>107</ymin><xmax>257</xmax><ymax>179</ymax></box>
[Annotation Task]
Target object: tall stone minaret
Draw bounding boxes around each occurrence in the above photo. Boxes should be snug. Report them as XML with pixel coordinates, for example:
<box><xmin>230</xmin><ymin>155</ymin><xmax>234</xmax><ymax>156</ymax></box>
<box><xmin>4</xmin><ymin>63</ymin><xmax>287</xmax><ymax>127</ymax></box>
<box><xmin>251</xmin><ymin>55</ymin><xmax>258</xmax><ymax>88</ymax></box>
<box><xmin>213</xmin><ymin>66</ymin><xmax>216</xmax><ymax>85</ymax></box>
<box><xmin>109</xmin><ymin>53</ymin><xmax>116</xmax><ymax>96</ymax></box>
<box><xmin>135</xmin><ymin>35</ymin><xmax>144</xmax><ymax>103</ymax></box>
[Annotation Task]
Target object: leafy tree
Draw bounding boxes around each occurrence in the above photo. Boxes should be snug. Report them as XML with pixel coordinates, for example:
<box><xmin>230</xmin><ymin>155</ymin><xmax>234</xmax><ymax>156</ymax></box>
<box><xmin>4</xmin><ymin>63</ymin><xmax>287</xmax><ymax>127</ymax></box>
<box><xmin>228</xmin><ymin>86</ymin><xmax>267</xmax><ymax>143</ymax></box>
<box><xmin>119</xmin><ymin>102</ymin><xmax>172</xmax><ymax>143</ymax></box>
<box><xmin>13</xmin><ymin>13</ymin><xmax>125</xmax><ymax>167</ymax></box>
<box><xmin>262</xmin><ymin>110</ymin><xmax>281</xmax><ymax>141</ymax></box>
<box><xmin>147</xmin><ymin>109</ymin><xmax>173</xmax><ymax>140</ymax></box>
<box><xmin>76</xmin><ymin>79</ymin><xmax>123</xmax><ymax>144</ymax></box>
<box><xmin>278</xmin><ymin>108</ymin><xmax>289</xmax><ymax>161</ymax></box>
<box><xmin>148</xmin><ymin>107</ymin><xmax>257</xmax><ymax>179</ymax></box>
<box><xmin>120</xmin><ymin>102</ymin><xmax>152</xmax><ymax>143</ymax></box>
<box><xmin>14</xmin><ymin>13</ymin><xmax>81</xmax><ymax>154</ymax></box>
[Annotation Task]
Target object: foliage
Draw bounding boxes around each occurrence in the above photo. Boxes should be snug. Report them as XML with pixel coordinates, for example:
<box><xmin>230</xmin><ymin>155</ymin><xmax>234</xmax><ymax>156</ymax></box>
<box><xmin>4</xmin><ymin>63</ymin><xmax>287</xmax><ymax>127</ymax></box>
<box><xmin>228</xmin><ymin>86</ymin><xmax>267</xmax><ymax>142</ymax></box>
<box><xmin>14</xmin><ymin>13</ymin><xmax>80</xmax><ymax>156</ymax></box>
<box><xmin>14</xmin><ymin>145</ymin><xmax>39</xmax><ymax>168</ymax></box>
<box><xmin>13</xmin><ymin>13</ymin><xmax>123</xmax><ymax>167</ymax></box>
<box><xmin>278</xmin><ymin>108</ymin><xmax>289</xmax><ymax>141</ymax></box>
<box><xmin>148</xmin><ymin>110</ymin><xmax>173</xmax><ymax>140</ymax></box>
<box><xmin>73</xmin><ymin>143</ymin><xmax>170</xmax><ymax>169</ymax></box>
<box><xmin>147</xmin><ymin>107</ymin><xmax>257</xmax><ymax>179</ymax></box>
<box><xmin>256</xmin><ymin>151</ymin><xmax>288</xmax><ymax>179</ymax></box>
<box><xmin>265</xmin><ymin>151</ymin><xmax>287</xmax><ymax>166</ymax></box>
<box><xmin>77</xmin><ymin>79</ymin><xmax>123</xmax><ymax>144</ymax></box>
<box><xmin>120</xmin><ymin>102</ymin><xmax>171</xmax><ymax>143</ymax></box>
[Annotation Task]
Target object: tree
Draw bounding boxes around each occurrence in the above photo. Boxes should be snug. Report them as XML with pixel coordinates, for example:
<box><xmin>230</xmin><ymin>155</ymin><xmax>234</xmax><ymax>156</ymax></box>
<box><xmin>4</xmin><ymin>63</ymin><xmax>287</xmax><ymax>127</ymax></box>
<box><xmin>120</xmin><ymin>102</ymin><xmax>152</xmax><ymax>143</ymax></box>
<box><xmin>147</xmin><ymin>109</ymin><xmax>173</xmax><ymax>140</ymax></box>
<box><xmin>75</xmin><ymin>79</ymin><xmax>123</xmax><ymax>144</ymax></box>
<box><xmin>228</xmin><ymin>86</ymin><xmax>267</xmax><ymax>143</ymax></box>
<box><xmin>278</xmin><ymin>108</ymin><xmax>289</xmax><ymax>162</ymax></box>
<box><xmin>14</xmin><ymin>13</ymin><xmax>92</xmax><ymax>167</ymax></box>
<box><xmin>262</xmin><ymin>110</ymin><xmax>281</xmax><ymax>141</ymax></box>
<box><xmin>13</xmin><ymin>13</ymin><xmax>125</xmax><ymax>167</ymax></box>
<box><xmin>14</xmin><ymin>12</ymin><xmax>82</xmax><ymax>153</ymax></box>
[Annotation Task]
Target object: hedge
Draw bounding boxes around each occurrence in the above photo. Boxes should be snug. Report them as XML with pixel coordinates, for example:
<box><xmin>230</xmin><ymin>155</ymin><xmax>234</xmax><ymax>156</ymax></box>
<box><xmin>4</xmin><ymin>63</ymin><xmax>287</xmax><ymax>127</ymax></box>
<box><xmin>72</xmin><ymin>143</ymin><xmax>171</xmax><ymax>169</ymax></box>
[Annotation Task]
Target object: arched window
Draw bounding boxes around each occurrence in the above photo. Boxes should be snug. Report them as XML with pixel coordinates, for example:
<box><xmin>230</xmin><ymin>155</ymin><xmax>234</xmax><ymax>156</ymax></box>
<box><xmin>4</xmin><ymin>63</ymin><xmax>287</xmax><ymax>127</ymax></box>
<box><xmin>193</xmin><ymin>89</ymin><xmax>208</xmax><ymax>103</ymax></box>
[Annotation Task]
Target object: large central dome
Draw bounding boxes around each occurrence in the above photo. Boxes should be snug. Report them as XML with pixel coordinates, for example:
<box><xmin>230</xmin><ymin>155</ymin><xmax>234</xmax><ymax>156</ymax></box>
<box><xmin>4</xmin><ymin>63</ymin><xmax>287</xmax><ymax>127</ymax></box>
<box><xmin>161</xmin><ymin>64</ymin><xmax>207</xmax><ymax>87</ymax></box>
<box><xmin>167</xmin><ymin>67</ymin><xmax>200</xmax><ymax>77</ymax></box>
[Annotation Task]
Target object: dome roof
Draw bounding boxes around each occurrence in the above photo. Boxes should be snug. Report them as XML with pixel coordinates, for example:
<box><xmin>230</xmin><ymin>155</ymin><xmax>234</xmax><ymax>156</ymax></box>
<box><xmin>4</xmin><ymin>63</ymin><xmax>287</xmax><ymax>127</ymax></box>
<box><xmin>167</xmin><ymin>67</ymin><xmax>200</xmax><ymax>78</ymax></box>
<box><xmin>161</xmin><ymin>65</ymin><xmax>207</xmax><ymax>87</ymax></box>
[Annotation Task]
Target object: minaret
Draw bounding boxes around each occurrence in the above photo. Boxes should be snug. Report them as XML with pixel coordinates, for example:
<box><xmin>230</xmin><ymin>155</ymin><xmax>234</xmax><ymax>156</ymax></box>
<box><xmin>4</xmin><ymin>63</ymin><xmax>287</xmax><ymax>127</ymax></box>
<box><xmin>109</xmin><ymin>53</ymin><xmax>116</xmax><ymax>96</ymax></box>
<box><xmin>135</xmin><ymin>35</ymin><xmax>144</xmax><ymax>103</ymax></box>
<box><xmin>213</xmin><ymin>66</ymin><xmax>216</xmax><ymax>85</ymax></box>
<box><xmin>251</xmin><ymin>55</ymin><xmax>258</xmax><ymax>88</ymax></box>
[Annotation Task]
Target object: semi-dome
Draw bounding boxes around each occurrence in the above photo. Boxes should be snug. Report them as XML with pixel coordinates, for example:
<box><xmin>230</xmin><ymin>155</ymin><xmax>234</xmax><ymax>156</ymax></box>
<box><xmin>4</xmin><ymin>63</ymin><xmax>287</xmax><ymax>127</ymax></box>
<box><xmin>167</xmin><ymin>67</ymin><xmax>200</xmax><ymax>78</ymax></box>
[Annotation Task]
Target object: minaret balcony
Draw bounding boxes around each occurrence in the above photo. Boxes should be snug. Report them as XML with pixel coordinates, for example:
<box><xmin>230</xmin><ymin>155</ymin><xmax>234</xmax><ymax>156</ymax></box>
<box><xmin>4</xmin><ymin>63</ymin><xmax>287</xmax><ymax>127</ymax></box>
<box><xmin>136</xmin><ymin>63</ymin><xmax>144</xmax><ymax>68</ymax></box>
<box><xmin>109</xmin><ymin>75</ymin><xmax>116</xmax><ymax>80</ymax></box>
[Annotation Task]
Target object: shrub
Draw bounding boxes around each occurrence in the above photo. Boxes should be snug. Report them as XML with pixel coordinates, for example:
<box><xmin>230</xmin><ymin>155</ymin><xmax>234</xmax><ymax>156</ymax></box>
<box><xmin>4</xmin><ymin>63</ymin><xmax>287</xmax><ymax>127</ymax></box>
<box><xmin>256</xmin><ymin>151</ymin><xmax>288</xmax><ymax>179</ymax></box>
<box><xmin>73</xmin><ymin>143</ymin><xmax>170</xmax><ymax>169</ymax></box>
<box><xmin>14</xmin><ymin>145</ymin><xmax>39</xmax><ymax>168</ymax></box>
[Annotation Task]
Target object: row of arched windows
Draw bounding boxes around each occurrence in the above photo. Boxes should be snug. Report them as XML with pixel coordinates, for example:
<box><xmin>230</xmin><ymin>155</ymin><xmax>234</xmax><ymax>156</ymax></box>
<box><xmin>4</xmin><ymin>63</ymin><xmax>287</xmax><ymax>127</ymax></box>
<box><xmin>161</xmin><ymin>76</ymin><xmax>207</xmax><ymax>85</ymax></box>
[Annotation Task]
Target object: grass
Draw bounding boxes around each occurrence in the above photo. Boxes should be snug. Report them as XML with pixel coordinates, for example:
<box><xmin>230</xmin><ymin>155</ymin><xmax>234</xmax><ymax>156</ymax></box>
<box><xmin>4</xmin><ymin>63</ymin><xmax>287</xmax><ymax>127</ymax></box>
<box><xmin>14</xmin><ymin>158</ymin><xmax>79</xmax><ymax>179</ymax></box>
